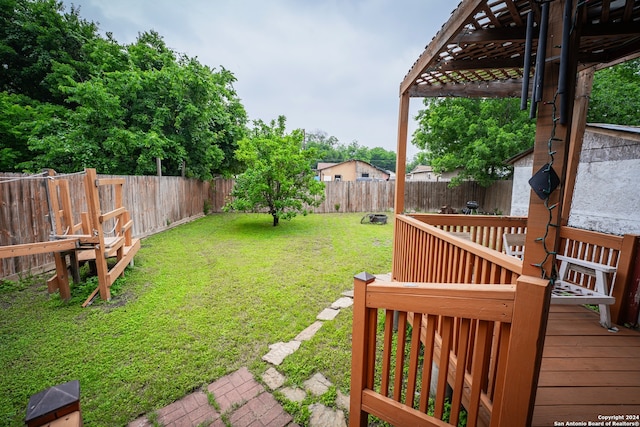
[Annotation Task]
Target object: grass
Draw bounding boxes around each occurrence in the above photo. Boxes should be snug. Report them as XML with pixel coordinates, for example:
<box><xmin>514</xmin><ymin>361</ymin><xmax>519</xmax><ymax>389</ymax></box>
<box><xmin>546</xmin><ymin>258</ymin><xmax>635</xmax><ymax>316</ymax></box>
<box><xmin>0</xmin><ymin>212</ymin><xmax>393</xmax><ymax>426</ymax></box>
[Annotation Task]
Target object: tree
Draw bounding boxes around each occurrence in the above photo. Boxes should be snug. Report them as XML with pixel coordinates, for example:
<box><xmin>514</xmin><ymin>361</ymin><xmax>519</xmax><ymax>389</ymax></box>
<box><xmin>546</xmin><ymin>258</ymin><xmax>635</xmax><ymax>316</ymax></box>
<box><xmin>588</xmin><ymin>58</ymin><xmax>640</xmax><ymax>126</ymax></box>
<box><xmin>412</xmin><ymin>97</ymin><xmax>536</xmax><ymax>186</ymax></box>
<box><xmin>304</xmin><ymin>130</ymin><xmax>397</xmax><ymax>172</ymax></box>
<box><xmin>0</xmin><ymin>0</ymin><xmax>98</xmax><ymax>104</ymax></box>
<box><xmin>225</xmin><ymin>116</ymin><xmax>325</xmax><ymax>226</ymax></box>
<box><xmin>28</xmin><ymin>31</ymin><xmax>247</xmax><ymax>179</ymax></box>
<box><xmin>304</xmin><ymin>130</ymin><xmax>345</xmax><ymax>165</ymax></box>
<box><xmin>0</xmin><ymin>0</ymin><xmax>247</xmax><ymax>178</ymax></box>
<box><xmin>367</xmin><ymin>147</ymin><xmax>396</xmax><ymax>171</ymax></box>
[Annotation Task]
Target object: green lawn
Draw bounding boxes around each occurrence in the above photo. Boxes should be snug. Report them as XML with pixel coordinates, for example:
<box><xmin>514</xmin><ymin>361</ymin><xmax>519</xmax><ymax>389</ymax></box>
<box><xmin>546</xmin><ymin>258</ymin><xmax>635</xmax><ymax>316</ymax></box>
<box><xmin>0</xmin><ymin>212</ymin><xmax>393</xmax><ymax>426</ymax></box>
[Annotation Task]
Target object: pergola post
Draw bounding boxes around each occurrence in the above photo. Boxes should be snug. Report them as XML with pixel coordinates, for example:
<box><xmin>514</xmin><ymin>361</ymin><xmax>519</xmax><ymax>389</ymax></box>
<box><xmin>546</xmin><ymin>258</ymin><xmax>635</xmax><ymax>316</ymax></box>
<box><xmin>394</xmin><ymin>91</ymin><xmax>410</xmax><ymax>215</ymax></box>
<box><xmin>522</xmin><ymin>0</ymin><xmax>580</xmax><ymax>279</ymax></box>
<box><xmin>561</xmin><ymin>67</ymin><xmax>595</xmax><ymax>226</ymax></box>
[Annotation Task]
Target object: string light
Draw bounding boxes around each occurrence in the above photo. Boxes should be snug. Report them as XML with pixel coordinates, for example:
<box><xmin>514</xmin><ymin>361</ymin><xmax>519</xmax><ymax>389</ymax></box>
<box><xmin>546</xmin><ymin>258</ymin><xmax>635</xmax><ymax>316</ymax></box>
<box><xmin>530</xmin><ymin>0</ymin><xmax>587</xmax><ymax>283</ymax></box>
<box><xmin>532</xmin><ymin>91</ymin><xmax>561</xmax><ymax>283</ymax></box>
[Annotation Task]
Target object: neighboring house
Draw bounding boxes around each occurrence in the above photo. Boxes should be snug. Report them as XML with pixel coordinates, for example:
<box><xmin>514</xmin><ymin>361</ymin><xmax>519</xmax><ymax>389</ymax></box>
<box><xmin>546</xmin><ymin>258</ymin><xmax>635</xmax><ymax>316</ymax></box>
<box><xmin>316</xmin><ymin>160</ymin><xmax>391</xmax><ymax>182</ymax></box>
<box><xmin>407</xmin><ymin>165</ymin><xmax>437</xmax><ymax>181</ymax></box>
<box><xmin>406</xmin><ymin>165</ymin><xmax>462</xmax><ymax>182</ymax></box>
<box><xmin>507</xmin><ymin>123</ymin><xmax>640</xmax><ymax>235</ymax></box>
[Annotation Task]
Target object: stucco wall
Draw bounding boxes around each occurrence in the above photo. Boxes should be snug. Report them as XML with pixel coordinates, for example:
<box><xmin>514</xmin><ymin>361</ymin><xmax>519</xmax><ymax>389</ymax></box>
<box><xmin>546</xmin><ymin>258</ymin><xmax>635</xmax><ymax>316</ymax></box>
<box><xmin>568</xmin><ymin>127</ymin><xmax>640</xmax><ymax>235</ymax></box>
<box><xmin>510</xmin><ymin>125</ymin><xmax>640</xmax><ymax>235</ymax></box>
<box><xmin>510</xmin><ymin>154</ymin><xmax>534</xmax><ymax>216</ymax></box>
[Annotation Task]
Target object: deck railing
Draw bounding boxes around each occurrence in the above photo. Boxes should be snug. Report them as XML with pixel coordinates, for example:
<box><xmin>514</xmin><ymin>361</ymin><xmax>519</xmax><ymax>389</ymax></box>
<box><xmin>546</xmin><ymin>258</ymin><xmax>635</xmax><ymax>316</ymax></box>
<box><xmin>393</xmin><ymin>214</ymin><xmax>523</xmax><ymax>285</ymax></box>
<box><xmin>356</xmin><ymin>215</ymin><xmax>636</xmax><ymax>426</ymax></box>
<box><xmin>408</xmin><ymin>213</ymin><xmax>528</xmax><ymax>252</ymax></box>
<box><xmin>396</xmin><ymin>214</ymin><xmax>638</xmax><ymax>324</ymax></box>
<box><xmin>350</xmin><ymin>273</ymin><xmax>550</xmax><ymax>426</ymax></box>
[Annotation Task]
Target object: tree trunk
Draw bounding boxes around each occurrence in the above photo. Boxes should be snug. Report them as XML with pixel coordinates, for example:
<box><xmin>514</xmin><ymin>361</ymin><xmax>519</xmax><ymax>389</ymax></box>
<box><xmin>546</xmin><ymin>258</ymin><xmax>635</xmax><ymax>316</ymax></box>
<box><xmin>272</xmin><ymin>214</ymin><xmax>279</xmax><ymax>226</ymax></box>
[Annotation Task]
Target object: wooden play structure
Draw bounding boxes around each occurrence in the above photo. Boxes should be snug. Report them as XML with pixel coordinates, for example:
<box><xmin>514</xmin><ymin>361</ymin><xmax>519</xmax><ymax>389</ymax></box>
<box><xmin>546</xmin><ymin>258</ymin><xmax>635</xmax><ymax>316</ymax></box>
<box><xmin>0</xmin><ymin>168</ymin><xmax>140</xmax><ymax>306</ymax></box>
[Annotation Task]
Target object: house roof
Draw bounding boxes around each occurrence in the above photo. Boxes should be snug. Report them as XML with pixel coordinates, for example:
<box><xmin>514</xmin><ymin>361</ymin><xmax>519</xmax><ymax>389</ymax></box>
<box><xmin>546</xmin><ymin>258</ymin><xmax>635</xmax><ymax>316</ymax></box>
<box><xmin>409</xmin><ymin>165</ymin><xmax>434</xmax><ymax>174</ymax></box>
<box><xmin>401</xmin><ymin>0</ymin><xmax>640</xmax><ymax>99</ymax></box>
<box><xmin>587</xmin><ymin>123</ymin><xmax>640</xmax><ymax>135</ymax></box>
<box><xmin>505</xmin><ymin>147</ymin><xmax>534</xmax><ymax>165</ymax></box>
<box><xmin>316</xmin><ymin>162</ymin><xmax>338</xmax><ymax>170</ymax></box>
<box><xmin>316</xmin><ymin>159</ymin><xmax>391</xmax><ymax>176</ymax></box>
<box><xmin>505</xmin><ymin>123</ymin><xmax>640</xmax><ymax>165</ymax></box>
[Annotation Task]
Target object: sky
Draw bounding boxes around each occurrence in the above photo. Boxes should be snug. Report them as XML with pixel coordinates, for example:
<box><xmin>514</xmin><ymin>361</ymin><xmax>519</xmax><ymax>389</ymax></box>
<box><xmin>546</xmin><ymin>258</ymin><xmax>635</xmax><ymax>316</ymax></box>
<box><xmin>60</xmin><ymin>0</ymin><xmax>459</xmax><ymax>158</ymax></box>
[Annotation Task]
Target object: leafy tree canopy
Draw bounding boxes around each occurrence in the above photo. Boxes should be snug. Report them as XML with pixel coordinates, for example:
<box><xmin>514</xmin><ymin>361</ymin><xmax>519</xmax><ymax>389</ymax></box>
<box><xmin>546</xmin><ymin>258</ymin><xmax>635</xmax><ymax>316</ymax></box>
<box><xmin>305</xmin><ymin>130</ymin><xmax>397</xmax><ymax>172</ymax></box>
<box><xmin>0</xmin><ymin>0</ymin><xmax>97</xmax><ymax>104</ymax></box>
<box><xmin>412</xmin><ymin>98</ymin><xmax>536</xmax><ymax>186</ymax></box>
<box><xmin>225</xmin><ymin>116</ymin><xmax>325</xmax><ymax>226</ymax></box>
<box><xmin>588</xmin><ymin>58</ymin><xmax>640</xmax><ymax>125</ymax></box>
<box><xmin>1</xmin><ymin>0</ymin><xmax>247</xmax><ymax>179</ymax></box>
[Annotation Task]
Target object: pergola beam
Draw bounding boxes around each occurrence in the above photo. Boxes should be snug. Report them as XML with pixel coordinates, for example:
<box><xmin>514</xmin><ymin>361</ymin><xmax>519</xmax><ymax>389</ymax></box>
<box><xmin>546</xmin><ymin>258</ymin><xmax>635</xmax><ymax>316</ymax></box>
<box><xmin>438</xmin><ymin>58</ymin><xmax>524</xmax><ymax>71</ymax></box>
<box><xmin>409</xmin><ymin>78</ymin><xmax>530</xmax><ymax>98</ymax></box>
<box><xmin>453</xmin><ymin>21</ymin><xmax>639</xmax><ymax>45</ymax></box>
<box><xmin>578</xmin><ymin>38</ymin><xmax>640</xmax><ymax>65</ymax></box>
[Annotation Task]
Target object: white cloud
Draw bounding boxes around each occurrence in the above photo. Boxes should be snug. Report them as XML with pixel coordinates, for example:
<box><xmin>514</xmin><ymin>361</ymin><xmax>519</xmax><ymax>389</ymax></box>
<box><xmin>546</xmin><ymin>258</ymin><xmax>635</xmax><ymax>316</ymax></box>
<box><xmin>63</xmin><ymin>0</ymin><xmax>457</xmax><ymax>157</ymax></box>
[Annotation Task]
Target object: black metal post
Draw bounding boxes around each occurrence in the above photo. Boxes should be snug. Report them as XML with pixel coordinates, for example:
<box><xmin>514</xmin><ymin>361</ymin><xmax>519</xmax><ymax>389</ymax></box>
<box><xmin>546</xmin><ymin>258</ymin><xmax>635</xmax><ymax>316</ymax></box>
<box><xmin>521</xmin><ymin>11</ymin><xmax>534</xmax><ymax>111</ymax></box>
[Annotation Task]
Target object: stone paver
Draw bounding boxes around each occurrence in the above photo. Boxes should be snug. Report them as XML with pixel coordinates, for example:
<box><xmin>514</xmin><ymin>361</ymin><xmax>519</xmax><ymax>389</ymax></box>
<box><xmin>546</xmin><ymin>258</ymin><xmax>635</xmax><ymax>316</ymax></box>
<box><xmin>330</xmin><ymin>297</ymin><xmax>353</xmax><ymax>309</ymax></box>
<box><xmin>262</xmin><ymin>367</ymin><xmax>286</xmax><ymax>390</ymax></box>
<box><xmin>127</xmin><ymin>417</ymin><xmax>152</xmax><ymax>427</ymax></box>
<box><xmin>308</xmin><ymin>403</ymin><xmax>347</xmax><ymax>427</ymax></box>
<box><xmin>228</xmin><ymin>391</ymin><xmax>292</xmax><ymax>427</ymax></box>
<box><xmin>262</xmin><ymin>341</ymin><xmax>301</xmax><ymax>365</ymax></box>
<box><xmin>336</xmin><ymin>390</ymin><xmax>350</xmax><ymax>411</ymax></box>
<box><xmin>341</xmin><ymin>289</ymin><xmax>354</xmax><ymax>298</ymax></box>
<box><xmin>375</xmin><ymin>272</ymin><xmax>392</xmax><ymax>281</ymax></box>
<box><xmin>280</xmin><ymin>387</ymin><xmax>307</xmax><ymax>403</ymax></box>
<box><xmin>127</xmin><ymin>390</ymin><xmax>220</xmax><ymax>427</ymax></box>
<box><xmin>208</xmin><ymin>367</ymin><xmax>264</xmax><ymax>413</ymax></box>
<box><xmin>295</xmin><ymin>321</ymin><xmax>323</xmax><ymax>341</ymax></box>
<box><xmin>303</xmin><ymin>373</ymin><xmax>333</xmax><ymax>396</ymax></box>
<box><xmin>317</xmin><ymin>308</ymin><xmax>340</xmax><ymax>321</ymax></box>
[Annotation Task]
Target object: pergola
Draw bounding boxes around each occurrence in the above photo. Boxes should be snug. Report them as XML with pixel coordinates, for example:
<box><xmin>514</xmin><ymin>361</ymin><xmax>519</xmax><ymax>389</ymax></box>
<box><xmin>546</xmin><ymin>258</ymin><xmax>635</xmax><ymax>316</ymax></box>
<box><xmin>394</xmin><ymin>0</ymin><xmax>640</xmax><ymax>279</ymax></box>
<box><xmin>353</xmin><ymin>2</ymin><xmax>640</xmax><ymax>424</ymax></box>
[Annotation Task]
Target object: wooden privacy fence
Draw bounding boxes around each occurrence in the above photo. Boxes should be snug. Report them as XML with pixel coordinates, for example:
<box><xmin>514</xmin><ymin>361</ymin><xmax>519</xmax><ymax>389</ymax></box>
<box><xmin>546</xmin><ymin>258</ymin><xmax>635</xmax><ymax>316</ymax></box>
<box><xmin>1</xmin><ymin>171</ymin><xmax>210</xmax><ymax>279</ymax></box>
<box><xmin>317</xmin><ymin>180</ymin><xmax>512</xmax><ymax>214</ymax></box>
<box><xmin>1</xmin><ymin>172</ymin><xmax>512</xmax><ymax>279</ymax></box>
<box><xmin>210</xmin><ymin>179</ymin><xmax>513</xmax><ymax>214</ymax></box>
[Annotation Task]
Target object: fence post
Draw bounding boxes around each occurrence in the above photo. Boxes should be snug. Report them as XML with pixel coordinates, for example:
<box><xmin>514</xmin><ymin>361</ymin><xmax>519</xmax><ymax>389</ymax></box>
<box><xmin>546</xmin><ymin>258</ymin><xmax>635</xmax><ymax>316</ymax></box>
<box><xmin>491</xmin><ymin>275</ymin><xmax>551</xmax><ymax>426</ymax></box>
<box><xmin>350</xmin><ymin>272</ymin><xmax>377</xmax><ymax>427</ymax></box>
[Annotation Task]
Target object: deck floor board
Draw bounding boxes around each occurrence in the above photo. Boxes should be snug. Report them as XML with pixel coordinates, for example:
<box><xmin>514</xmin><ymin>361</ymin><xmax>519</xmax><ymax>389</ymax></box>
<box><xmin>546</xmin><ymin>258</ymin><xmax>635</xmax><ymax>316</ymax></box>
<box><xmin>532</xmin><ymin>305</ymin><xmax>640</xmax><ymax>426</ymax></box>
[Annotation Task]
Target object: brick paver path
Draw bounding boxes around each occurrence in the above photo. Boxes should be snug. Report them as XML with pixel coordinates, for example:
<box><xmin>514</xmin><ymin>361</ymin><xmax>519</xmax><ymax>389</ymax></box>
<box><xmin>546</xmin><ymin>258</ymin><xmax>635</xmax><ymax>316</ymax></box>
<box><xmin>128</xmin><ymin>367</ymin><xmax>294</xmax><ymax>427</ymax></box>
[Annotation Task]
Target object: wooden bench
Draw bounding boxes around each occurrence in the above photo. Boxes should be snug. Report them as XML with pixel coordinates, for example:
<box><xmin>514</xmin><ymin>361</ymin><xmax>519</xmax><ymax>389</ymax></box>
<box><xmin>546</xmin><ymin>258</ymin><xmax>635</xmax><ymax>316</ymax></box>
<box><xmin>502</xmin><ymin>234</ymin><xmax>617</xmax><ymax>329</ymax></box>
<box><xmin>503</xmin><ymin>233</ymin><xmax>526</xmax><ymax>259</ymax></box>
<box><xmin>552</xmin><ymin>255</ymin><xmax>617</xmax><ymax>329</ymax></box>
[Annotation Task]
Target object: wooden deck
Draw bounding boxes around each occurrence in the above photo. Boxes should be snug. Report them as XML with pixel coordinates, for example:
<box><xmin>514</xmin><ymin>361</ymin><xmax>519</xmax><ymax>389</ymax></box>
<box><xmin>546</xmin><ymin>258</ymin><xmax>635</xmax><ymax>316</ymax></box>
<box><xmin>533</xmin><ymin>305</ymin><xmax>640</xmax><ymax>426</ymax></box>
